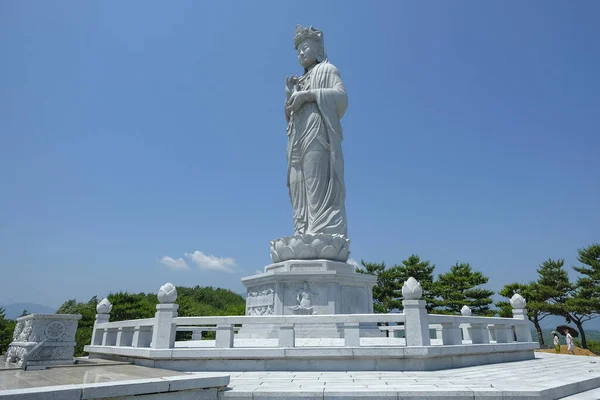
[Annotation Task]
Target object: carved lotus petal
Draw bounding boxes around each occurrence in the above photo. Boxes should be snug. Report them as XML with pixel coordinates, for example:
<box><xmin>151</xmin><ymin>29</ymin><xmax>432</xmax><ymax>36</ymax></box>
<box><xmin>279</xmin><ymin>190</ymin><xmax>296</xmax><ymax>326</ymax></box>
<box><xmin>311</xmin><ymin>237</ymin><xmax>328</xmax><ymax>254</ymax></box>
<box><xmin>289</xmin><ymin>237</ymin><xmax>304</xmax><ymax>249</ymax></box>
<box><xmin>402</xmin><ymin>277</ymin><xmax>422</xmax><ymax>300</ymax></box>
<box><xmin>279</xmin><ymin>246</ymin><xmax>296</xmax><ymax>260</ymax></box>
<box><xmin>295</xmin><ymin>243</ymin><xmax>314</xmax><ymax>258</ymax></box>
<box><xmin>461</xmin><ymin>305</ymin><xmax>472</xmax><ymax>316</ymax></box>
<box><xmin>302</xmin><ymin>234</ymin><xmax>314</xmax><ymax>244</ymax></box>
<box><xmin>270</xmin><ymin>249</ymin><xmax>280</xmax><ymax>263</ymax></box>
<box><xmin>337</xmin><ymin>247</ymin><xmax>350</xmax><ymax>262</ymax></box>
<box><xmin>157</xmin><ymin>282</ymin><xmax>178</xmax><ymax>303</ymax></box>
<box><xmin>332</xmin><ymin>235</ymin><xmax>343</xmax><ymax>249</ymax></box>
<box><xmin>510</xmin><ymin>293</ymin><xmax>526</xmax><ymax>309</ymax></box>
<box><xmin>319</xmin><ymin>245</ymin><xmax>338</xmax><ymax>260</ymax></box>
<box><xmin>97</xmin><ymin>298</ymin><xmax>112</xmax><ymax>314</ymax></box>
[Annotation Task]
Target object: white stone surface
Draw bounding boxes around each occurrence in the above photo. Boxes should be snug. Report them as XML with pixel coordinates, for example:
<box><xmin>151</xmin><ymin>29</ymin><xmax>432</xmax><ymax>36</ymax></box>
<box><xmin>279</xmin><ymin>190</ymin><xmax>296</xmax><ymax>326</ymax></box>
<box><xmin>270</xmin><ymin>234</ymin><xmax>350</xmax><ymax>263</ymax></box>
<box><xmin>4</xmin><ymin>314</ymin><xmax>81</xmax><ymax>368</ymax></box>
<box><xmin>151</xmin><ymin>304</ymin><xmax>178</xmax><ymax>349</ymax></box>
<box><xmin>283</xmin><ymin>25</ymin><xmax>349</xmax><ymax>242</ymax></box>
<box><xmin>157</xmin><ymin>282</ymin><xmax>178</xmax><ymax>304</ymax></box>
<box><xmin>217</xmin><ymin>353</ymin><xmax>600</xmax><ymax>399</ymax></box>
<box><xmin>0</xmin><ymin>364</ymin><xmax>229</xmax><ymax>399</ymax></box>
<box><xmin>240</xmin><ymin>260</ymin><xmax>377</xmax><ymax>338</ymax></box>
<box><xmin>401</xmin><ymin>277</ymin><xmax>423</xmax><ymax>300</ymax></box>
<box><xmin>402</xmin><ymin>300</ymin><xmax>430</xmax><ymax>347</ymax></box>
<box><xmin>96</xmin><ymin>298</ymin><xmax>112</xmax><ymax>314</ymax></box>
<box><xmin>509</xmin><ymin>293</ymin><xmax>526</xmax><ymax>309</ymax></box>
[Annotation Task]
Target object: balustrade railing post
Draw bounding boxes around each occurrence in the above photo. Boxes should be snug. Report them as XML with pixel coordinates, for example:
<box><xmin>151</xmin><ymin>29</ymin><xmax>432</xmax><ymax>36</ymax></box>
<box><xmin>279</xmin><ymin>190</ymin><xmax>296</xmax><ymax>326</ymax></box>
<box><xmin>344</xmin><ymin>323</ymin><xmax>360</xmax><ymax>347</ymax></box>
<box><xmin>487</xmin><ymin>324</ymin><xmax>496</xmax><ymax>342</ymax></box>
<box><xmin>469</xmin><ymin>323</ymin><xmax>490</xmax><ymax>344</ymax></box>
<box><xmin>151</xmin><ymin>283</ymin><xmax>179</xmax><ymax>349</ymax></box>
<box><xmin>494</xmin><ymin>324</ymin><xmax>509</xmax><ymax>343</ymax></box>
<box><xmin>216</xmin><ymin>324</ymin><xmax>235</xmax><ymax>348</ymax></box>
<box><xmin>510</xmin><ymin>294</ymin><xmax>532</xmax><ymax>342</ymax></box>
<box><xmin>116</xmin><ymin>328</ymin><xmax>124</xmax><ymax>347</ymax></box>
<box><xmin>192</xmin><ymin>330</ymin><xmax>203</xmax><ymax>341</ymax></box>
<box><xmin>91</xmin><ymin>298</ymin><xmax>112</xmax><ymax>346</ymax></box>
<box><xmin>440</xmin><ymin>322</ymin><xmax>462</xmax><ymax>345</ymax></box>
<box><xmin>278</xmin><ymin>324</ymin><xmax>295</xmax><ymax>347</ymax></box>
<box><xmin>402</xmin><ymin>277</ymin><xmax>430</xmax><ymax>346</ymax></box>
<box><xmin>132</xmin><ymin>326</ymin><xmax>142</xmax><ymax>347</ymax></box>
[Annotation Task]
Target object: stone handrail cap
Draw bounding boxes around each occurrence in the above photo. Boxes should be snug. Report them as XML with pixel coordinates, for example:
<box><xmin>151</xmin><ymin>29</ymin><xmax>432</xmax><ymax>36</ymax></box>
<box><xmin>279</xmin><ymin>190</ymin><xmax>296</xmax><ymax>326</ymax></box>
<box><xmin>402</xmin><ymin>277</ymin><xmax>423</xmax><ymax>300</ymax></box>
<box><xmin>510</xmin><ymin>293</ymin><xmax>526</xmax><ymax>309</ymax></box>
<box><xmin>158</xmin><ymin>282</ymin><xmax>178</xmax><ymax>303</ymax></box>
<box><xmin>97</xmin><ymin>298</ymin><xmax>112</xmax><ymax>314</ymax></box>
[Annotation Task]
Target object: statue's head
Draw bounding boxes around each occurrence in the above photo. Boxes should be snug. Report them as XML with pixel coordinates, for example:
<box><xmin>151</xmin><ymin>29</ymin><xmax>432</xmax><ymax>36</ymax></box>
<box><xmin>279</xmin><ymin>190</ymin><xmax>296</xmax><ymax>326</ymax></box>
<box><xmin>294</xmin><ymin>25</ymin><xmax>325</xmax><ymax>70</ymax></box>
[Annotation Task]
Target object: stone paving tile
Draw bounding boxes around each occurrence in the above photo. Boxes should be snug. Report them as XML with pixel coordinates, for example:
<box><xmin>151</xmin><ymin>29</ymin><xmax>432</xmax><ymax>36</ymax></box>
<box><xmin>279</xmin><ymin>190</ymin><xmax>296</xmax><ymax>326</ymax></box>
<box><xmin>220</xmin><ymin>353</ymin><xmax>600</xmax><ymax>398</ymax></box>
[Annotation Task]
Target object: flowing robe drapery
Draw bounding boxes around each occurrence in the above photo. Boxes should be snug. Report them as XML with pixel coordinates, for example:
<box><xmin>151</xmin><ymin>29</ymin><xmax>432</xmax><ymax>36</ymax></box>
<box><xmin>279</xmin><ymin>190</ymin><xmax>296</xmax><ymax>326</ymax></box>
<box><xmin>287</xmin><ymin>61</ymin><xmax>348</xmax><ymax>237</ymax></box>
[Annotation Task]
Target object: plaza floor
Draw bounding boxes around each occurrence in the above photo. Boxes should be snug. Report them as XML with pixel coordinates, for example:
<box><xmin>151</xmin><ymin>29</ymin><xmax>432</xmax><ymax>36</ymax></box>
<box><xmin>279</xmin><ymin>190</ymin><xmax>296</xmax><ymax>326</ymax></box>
<box><xmin>220</xmin><ymin>352</ymin><xmax>600</xmax><ymax>399</ymax></box>
<box><xmin>0</xmin><ymin>353</ymin><xmax>599</xmax><ymax>399</ymax></box>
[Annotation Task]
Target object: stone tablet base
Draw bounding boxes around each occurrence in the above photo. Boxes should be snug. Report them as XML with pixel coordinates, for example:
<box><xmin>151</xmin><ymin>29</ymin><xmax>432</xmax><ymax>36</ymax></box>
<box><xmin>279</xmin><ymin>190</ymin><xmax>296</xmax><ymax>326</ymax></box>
<box><xmin>86</xmin><ymin>342</ymin><xmax>538</xmax><ymax>372</ymax></box>
<box><xmin>239</xmin><ymin>259</ymin><xmax>379</xmax><ymax>338</ymax></box>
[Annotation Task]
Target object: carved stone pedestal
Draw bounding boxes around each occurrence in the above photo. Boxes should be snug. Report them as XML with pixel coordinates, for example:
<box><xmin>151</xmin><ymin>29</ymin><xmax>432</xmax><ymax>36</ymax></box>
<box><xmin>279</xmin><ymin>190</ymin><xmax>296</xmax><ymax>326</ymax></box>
<box><xmin>5</xmin><ymin>314</ymin><xmax>81</xmax><ymax>369</ymax></box>
<box><xmin>238</xmin><ymin>259</ymin><xmax>379</xmax><ymax>338</ymax></box>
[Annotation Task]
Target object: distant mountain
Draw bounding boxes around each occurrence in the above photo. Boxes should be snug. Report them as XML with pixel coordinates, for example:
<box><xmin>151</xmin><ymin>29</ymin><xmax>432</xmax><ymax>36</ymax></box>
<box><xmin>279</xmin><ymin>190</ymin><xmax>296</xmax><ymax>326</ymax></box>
<box><xmin>1</xmin><ymin>303</ymin><xmax>56</xmax><ymax>319</ymax></box>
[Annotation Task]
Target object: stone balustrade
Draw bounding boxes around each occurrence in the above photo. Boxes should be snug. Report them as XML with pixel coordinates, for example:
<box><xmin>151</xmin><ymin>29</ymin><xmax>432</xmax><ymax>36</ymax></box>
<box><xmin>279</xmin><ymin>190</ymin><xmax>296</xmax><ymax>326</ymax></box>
<box><xmin>86</xmin><ymin>280</ymin><xmax>532</xmax><ymax>351</ymax></box>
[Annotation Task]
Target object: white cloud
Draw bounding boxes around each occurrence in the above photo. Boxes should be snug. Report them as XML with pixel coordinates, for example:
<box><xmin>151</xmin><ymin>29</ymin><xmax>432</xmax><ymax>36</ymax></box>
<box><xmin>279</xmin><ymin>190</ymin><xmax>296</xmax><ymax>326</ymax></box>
<box><xmin>347</xmin><ymin>258</ymin><xmax>362</xmax><ymax>270</ymax></box>
<box><xmin>159</xmin><ymin>256</ymin><xmax>189</xmax><ymax>270</ymax></box>
<box><xmin>185</xmin><ymin>250</ymin><xmax>237</xmax><ymax>273</ymax></box>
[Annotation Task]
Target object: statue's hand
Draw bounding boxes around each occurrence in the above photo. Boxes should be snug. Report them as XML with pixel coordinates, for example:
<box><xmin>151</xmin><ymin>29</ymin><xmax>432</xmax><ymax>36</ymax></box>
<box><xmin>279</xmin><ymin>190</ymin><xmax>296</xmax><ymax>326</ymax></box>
<box><xmin>287</xmin><ymin>90</ymin><xmax>313</xmax><ymax>113</ymax></box>
<box><xmin>285</xmin><ymin>75</ymin><xmax>298</xmax><ymax>98</ymax></box>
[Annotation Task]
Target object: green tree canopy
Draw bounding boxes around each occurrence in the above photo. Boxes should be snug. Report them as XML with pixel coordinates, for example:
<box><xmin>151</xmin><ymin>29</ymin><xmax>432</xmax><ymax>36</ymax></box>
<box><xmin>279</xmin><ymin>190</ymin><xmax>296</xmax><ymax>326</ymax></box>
<box><xmin>0</xmin><ymin>307</ymin><xmax>16</xmax><ymax>355</ymax></box>
<box><xmin>356</xmin><ymin>261</ymin><xmax>402</xmax><ymax>313</ymax></box>
<box><xmin>564</xmin><ymin>245</ymin><xmax>600</xmax><ymax>349</ymax></box>
<box><xmin>433</xmin><ymin>262</ymin><xmax>494</xmax><ymax>316</ymax></box>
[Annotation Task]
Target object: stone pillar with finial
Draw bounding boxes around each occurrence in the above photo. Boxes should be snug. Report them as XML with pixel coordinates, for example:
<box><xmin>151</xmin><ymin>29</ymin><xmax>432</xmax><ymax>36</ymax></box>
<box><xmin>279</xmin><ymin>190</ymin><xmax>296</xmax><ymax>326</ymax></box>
<box><xmin>510</xmin><ymin>293</ymin><xmax>532</xmax><ymax>342</ymax></box>
<box><xmin>402</xmin><ymin>277</ymin><xmax>430</xmax><ymax>346</ymax></box>
<box><xmin>91</xmin><ymin>298</ymin><xmax>112</xmax><ymax>346</ymax></box>
<box><xmin>151</xmin><ymin>283</ymin><xmax>179</xmax><ymax>349</ymax></box>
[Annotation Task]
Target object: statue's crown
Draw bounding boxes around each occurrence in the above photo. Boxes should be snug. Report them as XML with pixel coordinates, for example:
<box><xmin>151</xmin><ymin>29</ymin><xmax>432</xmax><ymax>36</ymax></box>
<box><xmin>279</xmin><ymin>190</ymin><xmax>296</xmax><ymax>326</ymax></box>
<box><xmin>294</xmin><ymin>25</ymin><xmax>323</xmax><ymax>49</ymax></box>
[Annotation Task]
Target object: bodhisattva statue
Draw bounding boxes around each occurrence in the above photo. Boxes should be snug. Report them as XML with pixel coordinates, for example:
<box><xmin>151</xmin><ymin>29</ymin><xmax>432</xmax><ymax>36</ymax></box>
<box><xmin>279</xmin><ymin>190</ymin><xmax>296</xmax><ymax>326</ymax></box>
<box><xmin>270</xmin><ymin>25</ymin><xmax>350</xmax><ymax>263</ymax></box>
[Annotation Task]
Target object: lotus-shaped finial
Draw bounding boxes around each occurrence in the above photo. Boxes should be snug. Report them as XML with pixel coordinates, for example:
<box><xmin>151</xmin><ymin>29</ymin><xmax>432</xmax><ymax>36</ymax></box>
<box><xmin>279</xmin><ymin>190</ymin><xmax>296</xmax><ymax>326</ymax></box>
<box><xmin>510</xmin><ymin>293</ymin><xmax>526</xmax><ymax>309</ymax></box>
<box><xmin>270</xmin><ymin>233</ymin><xmax>350</xmax><ymax>263</ymax></box>
<box><xmin>97</xmin><ymin>298</ymin><xmax>112</xmax><ymax>314</ymax></box>
<box><xmin>460</xmin><ymin>305</ymin><xmax>472</xmax><ymax>316</ymax></box>
<box><xmin>157</xmin><ymin>282</ymin><xmax>177</xmax><ymax>303</ymax></box>
<box><xmin>402</xmin><ymin>277</ymin><xmax>422</xmax><ymax>300</ymax></box>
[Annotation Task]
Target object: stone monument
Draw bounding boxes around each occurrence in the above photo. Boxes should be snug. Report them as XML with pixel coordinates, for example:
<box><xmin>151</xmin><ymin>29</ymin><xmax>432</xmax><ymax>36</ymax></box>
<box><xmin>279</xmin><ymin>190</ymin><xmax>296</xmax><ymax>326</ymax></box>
<box><xmin>5</xmin><ymin>313</ymin><xmax>81</xmax><ymax>369</ymax></box>
<box><xmin>239</xmin><ymin>25</ymin><xmax>377</xmax><ymax>338</ymax></box>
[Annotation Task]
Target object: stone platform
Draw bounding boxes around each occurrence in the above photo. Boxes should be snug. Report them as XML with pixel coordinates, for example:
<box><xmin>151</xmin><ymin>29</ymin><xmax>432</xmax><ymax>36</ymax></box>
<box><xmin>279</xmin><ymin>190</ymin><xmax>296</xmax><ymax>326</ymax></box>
<box><xmin>2</xmin><ymin>353</ymin><xmax>598</xmax><ymax>399</ymax></box>
<box><xmin>219</xmin><ymin>353</ymin><xmax>600</xmax><ymax>399</ymax></box>
<box><xmin>0</xmin><ymin>361</ymin><xmax>229</xmax><ymax>399</ymax></box>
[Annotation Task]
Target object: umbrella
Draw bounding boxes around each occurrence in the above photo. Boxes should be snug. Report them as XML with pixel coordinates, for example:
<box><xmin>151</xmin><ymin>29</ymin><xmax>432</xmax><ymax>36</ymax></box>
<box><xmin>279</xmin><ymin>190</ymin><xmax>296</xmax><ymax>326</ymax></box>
<box><xmin>556</xmin><ymin>325</ymin><xmax>579</xmax><ymax>337</ymax></box>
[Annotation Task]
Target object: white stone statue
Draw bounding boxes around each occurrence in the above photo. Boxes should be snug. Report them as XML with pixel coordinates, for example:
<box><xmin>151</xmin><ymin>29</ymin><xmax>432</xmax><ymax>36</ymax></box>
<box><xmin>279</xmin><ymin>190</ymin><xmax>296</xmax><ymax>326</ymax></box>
<box><xmin>285</xmin><ymin>24</ymin><xmax>348</xmax><ymax>237</ymax></box>
<box><xmin>270</xmin><ymin>25</ymin><xmax>350</xmax><ymax>263</ymax></box>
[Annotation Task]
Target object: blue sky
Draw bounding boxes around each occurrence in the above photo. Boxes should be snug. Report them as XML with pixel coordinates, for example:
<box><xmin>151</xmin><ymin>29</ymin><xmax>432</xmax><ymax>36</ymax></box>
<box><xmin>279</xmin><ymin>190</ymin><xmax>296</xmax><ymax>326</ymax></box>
<box><xmin>1</xmin><ymin>1</ymin><xmax>598</xmax><ymax>328</ymax></box>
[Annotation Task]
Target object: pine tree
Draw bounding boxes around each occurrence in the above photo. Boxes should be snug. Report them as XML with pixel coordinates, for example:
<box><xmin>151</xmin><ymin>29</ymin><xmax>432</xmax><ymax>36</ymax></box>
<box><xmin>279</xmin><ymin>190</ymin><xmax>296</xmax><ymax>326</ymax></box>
<box><xmin>433</xmin><ymin>262</ymin><xmax>494</xmax><ymax>316</ymax></box>
<box><xmin>356</xmin><ymin>261</ymin><xmax>402</xmax><ymax>313</ymax></box>
<box><xmin>566</xmin><ymin>245</ymin><xmax>600</xmax><ymax>349</ymax></box>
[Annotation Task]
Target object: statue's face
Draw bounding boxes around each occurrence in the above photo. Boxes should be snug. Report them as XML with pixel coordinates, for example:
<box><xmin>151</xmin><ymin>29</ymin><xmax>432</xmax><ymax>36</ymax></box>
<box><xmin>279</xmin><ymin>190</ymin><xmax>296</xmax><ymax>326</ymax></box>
<box><xmin>297</xmin><ymin>39</ymin><xmax>320</xmax><ymax>69</ymax></box>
